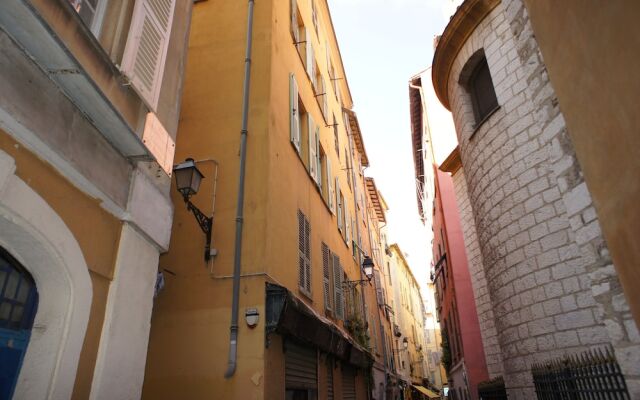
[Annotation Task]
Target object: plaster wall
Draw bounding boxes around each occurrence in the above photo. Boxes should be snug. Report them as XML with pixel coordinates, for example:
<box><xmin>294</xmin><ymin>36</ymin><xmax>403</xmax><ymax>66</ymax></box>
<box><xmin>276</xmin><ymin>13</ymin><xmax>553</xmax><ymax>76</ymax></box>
<box><xmin>522</xmin><ymin>0</ymin><xmax>640</xmax><ymax>330</ymax></box>
<box><xmin>451</xmin><ymin>169</ymin><xmax>503</xmax><ymax>378</ymax></box>
<box><xmin>142</xmin><ymin>0</ymin><xmax>273</xmax><ymax>398</ymax></box>
<box><xmin>442</xmin><ymin>1</ymin><xmax>640</xmax><ymax>396</ymax></box>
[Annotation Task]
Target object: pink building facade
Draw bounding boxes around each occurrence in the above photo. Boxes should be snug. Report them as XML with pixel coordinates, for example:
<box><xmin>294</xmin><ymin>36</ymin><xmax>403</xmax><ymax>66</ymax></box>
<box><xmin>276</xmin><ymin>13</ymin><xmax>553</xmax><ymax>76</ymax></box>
<box><xmin>432</xmin><ymin>166</ymin><xmax>488</xmax><ymax>400</ymax></box>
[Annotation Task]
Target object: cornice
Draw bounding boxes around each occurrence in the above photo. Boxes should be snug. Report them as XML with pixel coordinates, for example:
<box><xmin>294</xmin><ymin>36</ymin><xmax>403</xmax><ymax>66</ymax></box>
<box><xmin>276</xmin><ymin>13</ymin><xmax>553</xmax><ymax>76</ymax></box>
<box><xmin>432</xmin><ymin>0</ymin><xmax>500</xmax><ymax>110</ymax></box>
<box><xmin>439</xmin><ymin>146</ymin><xmax>462</xmax><ymax>175</ymax></box>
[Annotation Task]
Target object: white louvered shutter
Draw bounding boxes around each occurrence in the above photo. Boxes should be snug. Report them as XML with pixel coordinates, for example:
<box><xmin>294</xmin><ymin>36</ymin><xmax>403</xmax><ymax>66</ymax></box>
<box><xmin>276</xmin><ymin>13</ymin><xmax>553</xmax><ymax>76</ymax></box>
<box><xmin>333</xmin><ymin>253</ymin><xmax>343</xmax><ymax>319</ymax></box>
<box><xmin>322</xmin><ymin>243</ymin><xmax>332</xmax><ymax>312</ymax></box>
<box><xmin>374</xmin><ymin>269</ymin><xmax>383</xmax><ymax>306</ymax></box>
<box><xmin>290</xmin><ymin>74</ymin><xmax>301</xmax><ymax>152</ymax></box>
<box><xmin>290</xmin><ymin>0</ymin><xmax>298</xmax><ymax>43</ymax></box>
<box><xmin>121</xmin><ymin>0</ymin><xmax>176</xmax><ymax>111</ymax></box>
<box><xmin>345</xmin><ymin>211</ymin><xmax>351</xmax><ymax>247</ymax></box>
<box><xmin>327</xmin><ymin>159</ymin><xmax>335</xmax><ymax>213</ymax></box>
<box><xmin>308</xmin><ymin>115</ymin><xmax>317</xmax><ymax>180</ymax></box>
<box><xmin>306</xmin><ymin>29</ymin><xmax>314</xmax><ymax>83</ymax></box>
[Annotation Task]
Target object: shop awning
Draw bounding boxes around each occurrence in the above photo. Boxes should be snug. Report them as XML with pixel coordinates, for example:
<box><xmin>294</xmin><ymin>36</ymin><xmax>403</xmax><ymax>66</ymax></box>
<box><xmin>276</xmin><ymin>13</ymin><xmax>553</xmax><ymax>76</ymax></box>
<box><xmin>265</xmin><ymin>283</ymin><xmax>373</xmax><ymax>369</ymax></box>
<box><xmin>413</xmin><ymin>385</ymin><xmax>440</xmax><ymax>399</ymax></box>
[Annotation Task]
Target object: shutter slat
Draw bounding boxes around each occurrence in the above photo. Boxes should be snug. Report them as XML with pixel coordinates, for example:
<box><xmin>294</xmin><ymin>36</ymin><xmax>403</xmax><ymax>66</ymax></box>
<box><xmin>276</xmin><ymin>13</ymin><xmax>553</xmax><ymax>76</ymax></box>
<box><xmin>333</xmin><ymin>253</ymin><xmax>343</xmax><ymax>319</ymax></box>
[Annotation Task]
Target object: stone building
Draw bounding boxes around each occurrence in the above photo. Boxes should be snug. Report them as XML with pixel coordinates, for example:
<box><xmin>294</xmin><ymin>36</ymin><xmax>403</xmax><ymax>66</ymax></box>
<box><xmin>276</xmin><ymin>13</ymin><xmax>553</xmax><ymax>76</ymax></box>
<box><xmin>0</xmin><ymin>0</ymin><xmax>192</xmax><ymax>398</ymax></box>
<box><xmin>431</xmin><ymin>0</ymin><xmax>640</xmax><ymax>397</ymax></box>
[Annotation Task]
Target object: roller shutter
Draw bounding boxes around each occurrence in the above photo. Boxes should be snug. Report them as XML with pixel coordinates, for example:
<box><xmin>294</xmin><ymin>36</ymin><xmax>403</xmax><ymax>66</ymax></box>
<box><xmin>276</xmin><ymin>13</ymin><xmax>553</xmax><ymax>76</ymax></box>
<box><xmin>342</xmin><ymin>365</ymin><xmax>356</xmax><ymax>400</ymax></box>
<box><xmin>285</xmin><ymin>341</ymin><xmax>317</xmax><ymax>390</ymax></box>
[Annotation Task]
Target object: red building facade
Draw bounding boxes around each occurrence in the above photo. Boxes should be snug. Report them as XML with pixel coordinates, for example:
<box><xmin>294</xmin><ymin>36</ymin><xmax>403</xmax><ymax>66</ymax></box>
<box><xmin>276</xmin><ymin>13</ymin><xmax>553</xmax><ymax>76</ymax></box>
<box><xmin>432</xmin><ymin>166</ymin><xmax>488</xmax><ymax>400</ymax></box>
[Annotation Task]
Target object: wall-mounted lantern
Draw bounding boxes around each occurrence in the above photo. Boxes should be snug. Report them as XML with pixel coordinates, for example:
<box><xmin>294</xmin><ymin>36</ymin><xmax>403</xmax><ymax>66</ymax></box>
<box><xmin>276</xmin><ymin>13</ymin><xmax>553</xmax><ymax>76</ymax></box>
<box><xmin>343</xmin><ymin>255</ymin><xmax>375</xmax><ymax>288</ymax></box>
<box><xmin>173</xmin><ymin>158</ymin><xmax>214</xmax><ymax>261</ymax></box>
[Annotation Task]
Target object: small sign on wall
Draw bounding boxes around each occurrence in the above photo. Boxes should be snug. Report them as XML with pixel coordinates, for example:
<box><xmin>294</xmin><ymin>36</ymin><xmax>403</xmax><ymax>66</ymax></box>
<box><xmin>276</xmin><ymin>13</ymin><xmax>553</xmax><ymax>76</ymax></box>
<box><xmin>142</xmin><ymin>112</ymin><xmax>175</xmax><ymax>176</ymax></box>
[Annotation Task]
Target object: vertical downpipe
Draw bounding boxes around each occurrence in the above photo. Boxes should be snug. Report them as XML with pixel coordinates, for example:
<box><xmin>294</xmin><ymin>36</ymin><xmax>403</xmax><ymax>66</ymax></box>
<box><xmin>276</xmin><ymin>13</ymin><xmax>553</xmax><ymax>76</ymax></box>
<box><xmin>225</xmin><ymin>0</ymin><xmax>255</xmax><ymax>379</ymax></box>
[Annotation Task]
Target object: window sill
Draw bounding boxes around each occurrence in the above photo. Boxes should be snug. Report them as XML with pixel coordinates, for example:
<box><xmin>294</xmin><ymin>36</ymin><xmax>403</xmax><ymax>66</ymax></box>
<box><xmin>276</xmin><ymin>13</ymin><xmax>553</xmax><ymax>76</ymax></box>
<box><xmin>469</xmin><ymin>105</ymin><xmax>500</xmax><ymax>140</ymax></box>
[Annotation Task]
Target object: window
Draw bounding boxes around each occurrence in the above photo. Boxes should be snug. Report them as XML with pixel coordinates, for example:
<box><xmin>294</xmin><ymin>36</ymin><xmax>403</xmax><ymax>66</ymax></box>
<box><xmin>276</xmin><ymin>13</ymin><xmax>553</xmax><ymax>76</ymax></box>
<box><xmin>291</xmin><ymin>0</ymin><xmax>307</xmax><ymax>67</ymax></box>
<box><xmin>68</xmin><ymin>0</ymin><xmax>108</xmax><ymax>35</ymax></box>
<box><xmin>298</xmin><ymin>210</ymin><xmax>312</xmax><ymax>296</ymax></box>
<box><xmin>310</xmin><ymin>0</ymin><xmax>319</xmax><ymax>36</ymax></box>
<box><xmin>465</xmin><ymin>54</ymin><xmax>498</xmax><ymax>125</ymax></box>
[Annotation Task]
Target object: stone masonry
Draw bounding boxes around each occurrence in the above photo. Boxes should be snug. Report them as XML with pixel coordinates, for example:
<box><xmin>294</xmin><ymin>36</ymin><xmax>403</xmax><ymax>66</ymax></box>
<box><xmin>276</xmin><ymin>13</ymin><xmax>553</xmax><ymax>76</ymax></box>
<box><xmin>444</xmin><ymin>0</ymin><xmax>640</xmax><ymax>397</ymax></box>
<box><xmin>451</xmin><ymin>169</ymin><xmax>504</xmax><ymax>380</ymax></box>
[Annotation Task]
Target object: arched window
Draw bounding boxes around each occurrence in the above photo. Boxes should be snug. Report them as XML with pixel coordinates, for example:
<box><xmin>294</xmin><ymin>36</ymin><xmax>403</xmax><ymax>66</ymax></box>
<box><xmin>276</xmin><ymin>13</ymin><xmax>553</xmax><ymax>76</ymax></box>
<box><xmin>460</xmin><ymin>50</ymin><xmax>499</xmax><ymax>127</ymax></box>
<box><xmin>0</xmin><ymin>247</ymin><xmax>39</xmax><ymax>399</ymax></box>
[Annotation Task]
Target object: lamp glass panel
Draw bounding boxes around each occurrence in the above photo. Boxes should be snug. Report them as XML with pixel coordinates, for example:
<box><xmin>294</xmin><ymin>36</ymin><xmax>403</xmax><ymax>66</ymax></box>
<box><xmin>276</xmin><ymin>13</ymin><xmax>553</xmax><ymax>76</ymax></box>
<box><xmin>190</xmin><ymin>168</ymin><xmax>203</xmax><ymax>194</ymax></box>
<box><xmin>174</xmin><ymin>167</ymin><xmax>194</xmax><ymax>195</ymax></box>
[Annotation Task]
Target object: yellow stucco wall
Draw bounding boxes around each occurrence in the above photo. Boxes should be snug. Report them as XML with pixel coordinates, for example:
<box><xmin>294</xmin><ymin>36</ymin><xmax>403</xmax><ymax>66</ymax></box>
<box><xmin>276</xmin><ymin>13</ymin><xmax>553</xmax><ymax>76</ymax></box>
<box><xmin>0</xmin><ymin>129</ymin><xmax>122</xmax><ymax>399</ymax></box>
<box><xmin>143</xmin><ymin>0</ymin><xmax>382</xmax><ymax>398</ymax></box>
<box><xmin>523</xmin><ymin>0</ymin><xmax>640</xmax><ymax>327</ymax></box>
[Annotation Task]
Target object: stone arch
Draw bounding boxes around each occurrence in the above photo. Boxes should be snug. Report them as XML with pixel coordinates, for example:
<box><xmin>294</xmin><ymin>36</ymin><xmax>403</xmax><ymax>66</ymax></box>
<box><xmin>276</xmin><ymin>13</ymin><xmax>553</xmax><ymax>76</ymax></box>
<box><xmin>0</xmin><ymin>149</ymin><xmax>92</xmax><ymax>399</ymax></box>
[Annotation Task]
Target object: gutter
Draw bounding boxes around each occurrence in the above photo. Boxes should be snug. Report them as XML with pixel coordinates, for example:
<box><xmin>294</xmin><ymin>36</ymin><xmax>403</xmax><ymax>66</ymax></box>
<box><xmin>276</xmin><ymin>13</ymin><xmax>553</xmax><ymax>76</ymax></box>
<box><xmin>225</xmin><ymin>0</ymin><xmax>255</xmax><ymax>379</ymax></box>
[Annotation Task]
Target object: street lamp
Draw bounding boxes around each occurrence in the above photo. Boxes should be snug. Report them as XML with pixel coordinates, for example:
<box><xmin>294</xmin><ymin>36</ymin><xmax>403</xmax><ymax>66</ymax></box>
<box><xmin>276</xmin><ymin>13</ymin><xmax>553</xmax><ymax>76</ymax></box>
<box><xmin>173</xmin><ymin>158</ymin><xmax>214</xmax><ymax>262</ymax></box>
<box><xmin>344</xmin><ymin>255</ymin><xmax>375</xmax><ymax>287</ymax></box>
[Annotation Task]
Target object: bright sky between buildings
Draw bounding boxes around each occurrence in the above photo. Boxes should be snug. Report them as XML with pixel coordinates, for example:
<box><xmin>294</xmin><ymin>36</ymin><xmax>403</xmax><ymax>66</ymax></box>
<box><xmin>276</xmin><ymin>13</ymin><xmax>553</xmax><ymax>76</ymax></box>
<box><xmin>329</xmin><ymin>0</ymin><xmax>462</xmax><ymax>300</ymax></box>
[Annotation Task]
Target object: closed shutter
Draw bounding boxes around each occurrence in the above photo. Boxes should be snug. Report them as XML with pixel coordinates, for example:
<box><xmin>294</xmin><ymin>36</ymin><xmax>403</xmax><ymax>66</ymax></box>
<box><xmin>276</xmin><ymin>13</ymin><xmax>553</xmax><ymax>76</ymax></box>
<box><xmin>336</xmin><ymin>182</ymin><xmax>342</xmax><ymax>232</ymax></box>
<box><xmin>290</xmin><ymin>0</ymin><xmax>298</xmax><ymax>43</ymax></box>
<box><xmin>345</xmin><ymin>211</ymin><xmax>351</xmax><ymax>248</ymax></box>
<box><xmin>333</xmin><ymin>253</ymin><xmax>343</xmax><ymax>319</ymax></box>
<box><xmin>121</xmin><ymin>0</ymin><xmax>176</xmax><ymax>110</ymax></box>
<box><xmin>290</xmin><ymin>74</ymin><xmax>301</xmax><ymax>152</ymax></box>
<box><xmin>285</xmin><ymin>341</ymin><xmax>317</xmax><ymax>390</ymax></box>
<box><xmin>309</xmin><ymin>115</ymin><xmax>317</xmax><ymax>179</ymax></box>
<box><xmin>322</xmin><ymin>78</ymin><xmax>328</xmax><ymax>119</ymax></box>
<box><xmin>304</xmin><ymin>216</ymin><xmax>311</xmax><ymax>293</ymax></box>
<box><xmin>342</xmin><ymin>365</ymin><xmax>356</xmax><ymax>400</ymax></box>
<box><xmin>326</xmin><ymin>358</ymin><xmax>334</xmax><ymax>400</ymax></box>
<box><xmin>306</xmin><ymin>32</ymin><xmax>315</xmax><ymax>86</ymax></box>
<box><xmin>374</xmin><ymin>269</ymin><xmax>383</xmax><ymax>306</ymax></box>
<box><xmin>315</xmin><ymin>127</ymin><xmax>321</xmax><ymax>188</ymax></box>
<box><xmin>327</xmin><ymin>159</ymin><xmax>335</xmax><ymax>213</ymax></box>
<box><xmin>298</xmin><ymin>210</ymin><xmax>311</xmax><ymax>294</ymax></box>
<box><xmin>322</xmin><ymin>243</ymin><xmax>332</xmax><ymax>312</ymax></box>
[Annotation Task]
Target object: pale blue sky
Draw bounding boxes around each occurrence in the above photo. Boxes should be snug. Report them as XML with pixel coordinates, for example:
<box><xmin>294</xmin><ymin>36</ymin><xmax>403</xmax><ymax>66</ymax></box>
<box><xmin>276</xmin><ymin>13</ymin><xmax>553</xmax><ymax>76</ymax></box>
<box><xmin>328</xmin><ymin>0</ymin><xmax>456</xmax><ymax>291</ymax></box>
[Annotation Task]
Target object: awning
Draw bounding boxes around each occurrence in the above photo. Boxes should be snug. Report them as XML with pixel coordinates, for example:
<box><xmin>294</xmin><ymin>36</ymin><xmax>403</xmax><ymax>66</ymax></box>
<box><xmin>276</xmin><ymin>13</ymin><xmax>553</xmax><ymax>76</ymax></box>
<box><xmin>413</xmin><ymin>385</ymin><xmax>440</xmax><ymax>399</ymax></box>
<box><xmin>265</xmin><ymin>283</ymin><xmax>373</xmax><ymax>369</ymax></box>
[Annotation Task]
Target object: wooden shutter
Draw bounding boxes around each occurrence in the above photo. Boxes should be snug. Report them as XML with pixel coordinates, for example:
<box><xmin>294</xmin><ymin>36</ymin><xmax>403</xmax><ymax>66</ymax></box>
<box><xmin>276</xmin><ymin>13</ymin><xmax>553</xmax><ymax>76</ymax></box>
<box><xmin>306</xmin><ymin>30</ymin><xmax>315</xmax><ymax>83</ymax></box>
<box><xmin>285</xmin><ymin>341</ymin><xmax>317</xmax><ymax>390</ymax></box>
<box><xmin>342</xmin><ymin>365</ymin><xmax>356</xmax><ymax>400</ymax></box>
<box><xmin>336</xmin><ymin>183</ymin><xmax>343</xmax><ymax>232</ymax></box>
<box><xmin>327</xmin><ymin>159</ymin><xmax>335</xmax><ymax>213</ymax></box>
<box><xmin>333</xmin><ymin>253</ymin><xmax>343</xmax><ymax>319</ymax></box>
<box><xmin>121</xmin><ymin>0</ymin><xmax>176</xmax><ymax>110</ymax></box>
<box><xmin>290</xmin><ymin>74</ymin><xmax>301</xmax><ymax>152</ymax></box>
<box><xmin>309</xmin><ymin>115</ymin><xmax>317</xmax><ymax>179</ymax></box>
<box><xmin>345</xmin><ymin>210</ymin><xmax>351</xmax><ymax>247</ymax></box>
<box><xmin>304</xmin><ymin>215</ymin><xmax>311</xmax><ymax>293</ymax></box>
<box><xmin>322</xmin><ymin>243</ymin><xmax>332</xmax><ymax>312</ymax></box>
<box><xmin>315</xmin><ymin>127</ymin><xmax>321</xmax><ymax>188</ymax></box>
<box><xmin>374</xmin><ymin>269</ymin><xmax>383</xmax><ymax>306</ymax></box>
<box><xmin>298</xmin><ymin>210</ymin><xmax>306</xmax><ymax>290</ymax></box>
<box><xmin>290</xmin><ymin>0</ymin><xmax>298</xmax><ymax>43</ymax></box>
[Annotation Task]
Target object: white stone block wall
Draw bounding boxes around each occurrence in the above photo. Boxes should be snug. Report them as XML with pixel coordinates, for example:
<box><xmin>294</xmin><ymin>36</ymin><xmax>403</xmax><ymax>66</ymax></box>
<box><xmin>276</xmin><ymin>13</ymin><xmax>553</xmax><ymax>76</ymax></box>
<box><xmin>445</xmin><ymin>0</ymin><xmax>640</xmax><ymax>397</ymax></box>
<box><xmin>452</xmin><ymin>169</ymin><xmax>504</xmax><ymax>379</ymax></box>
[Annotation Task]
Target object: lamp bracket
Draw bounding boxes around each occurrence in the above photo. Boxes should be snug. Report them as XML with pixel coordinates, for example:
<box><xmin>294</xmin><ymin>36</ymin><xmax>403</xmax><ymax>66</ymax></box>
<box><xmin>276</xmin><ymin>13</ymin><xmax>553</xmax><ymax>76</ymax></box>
<box><xmin>185</xmin><ymin>199</ymin><xmax>214</xmax><ymax>261</ymax></box>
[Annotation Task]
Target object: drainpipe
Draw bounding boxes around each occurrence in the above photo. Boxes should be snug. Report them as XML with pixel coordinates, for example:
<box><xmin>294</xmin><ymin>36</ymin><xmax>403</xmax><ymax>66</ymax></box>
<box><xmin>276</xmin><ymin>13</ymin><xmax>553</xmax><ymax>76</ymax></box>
<box><xmin>225</xmin><ymin>0</ymin><xmax>255</xmax><ymax>379</ymax></box>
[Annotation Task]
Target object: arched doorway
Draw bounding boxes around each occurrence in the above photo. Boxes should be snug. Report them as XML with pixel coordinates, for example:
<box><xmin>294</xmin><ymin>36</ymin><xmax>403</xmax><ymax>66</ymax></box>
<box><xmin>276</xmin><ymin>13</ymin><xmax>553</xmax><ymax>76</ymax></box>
<box><xmin>0</xmin><ymin>247</ymin><xmax>38</xmax><ymax>399</ymax></box>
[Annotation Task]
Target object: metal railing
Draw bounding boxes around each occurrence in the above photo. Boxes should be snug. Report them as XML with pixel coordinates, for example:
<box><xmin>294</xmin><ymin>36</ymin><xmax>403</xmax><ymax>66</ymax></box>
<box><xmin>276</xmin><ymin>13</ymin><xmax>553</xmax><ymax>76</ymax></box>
<box><xmin>531</xmin><ymin>346</ymin><xmax>630</xmax><ymax>399</ymax></box>
<box><xmin>478</xmin><ymin>376</ymin><xmax>508</xmax><ymax>400</ymax></box>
